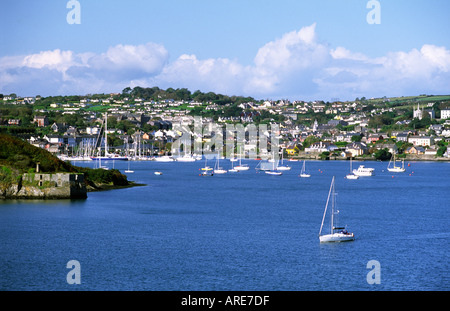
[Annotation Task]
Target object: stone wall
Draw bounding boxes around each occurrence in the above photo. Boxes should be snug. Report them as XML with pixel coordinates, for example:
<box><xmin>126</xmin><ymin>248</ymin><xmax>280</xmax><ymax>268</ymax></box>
<box><xmin>1</xmin><ymin>172</ymin><xmax>87</xmax><ymax>199</ymax></box>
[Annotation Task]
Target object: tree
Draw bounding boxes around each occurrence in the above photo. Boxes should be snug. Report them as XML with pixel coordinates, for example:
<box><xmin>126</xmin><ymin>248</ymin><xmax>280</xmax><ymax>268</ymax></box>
<box><xmin>302</xmin><ymin>136</ymin><xmax>320</xmax><ymax>149</ymax></box>
<box><xmin>437</xmin><ymin>145</ymin><xmax>447</xmax><ymax>157</ymax></box>
<box><xmin>351</xmin><ymin>135</ymin><xmax>362</xmax><ymax>142</ymax></box>
<box><xmin>374</xmin><ymin>148</ymin><xmax>391</xmax><ymax>161</ymax></box>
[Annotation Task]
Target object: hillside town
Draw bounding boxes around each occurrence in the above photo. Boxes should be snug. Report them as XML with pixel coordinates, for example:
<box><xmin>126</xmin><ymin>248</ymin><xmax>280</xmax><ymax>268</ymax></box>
<box><xmin>1</xmin><ymin>88</ymin><xmax>450</xmax><ymax>161</ymax></box>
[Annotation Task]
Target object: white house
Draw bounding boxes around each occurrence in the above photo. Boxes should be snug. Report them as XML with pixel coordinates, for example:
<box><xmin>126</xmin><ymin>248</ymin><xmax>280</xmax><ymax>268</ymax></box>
<box><xmin>441</xmin><ymin>109</ymin><xmax>450</xmax><ymax>120</ymax></box>
<box><xmin>408</xmin><ymin>135</ymin><xmax>434</xmax><ymax>147</ymax></box>
<box><xmin>305</xmin><ymin>141</ymin><xmax>338</xmax><ymax>153</ymax></box>
<box><xmin>345</xmin><ymin>142</ymin><xmax>368</xmax><ymax>157</ymax></box>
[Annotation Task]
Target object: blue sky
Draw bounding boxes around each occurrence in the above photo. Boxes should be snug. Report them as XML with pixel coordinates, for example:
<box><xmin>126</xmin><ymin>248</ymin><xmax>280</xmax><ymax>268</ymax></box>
<box><xmin>1</xmin><ymin>0</ymin><xmax>449</xmax><ymax>101</ymax></box>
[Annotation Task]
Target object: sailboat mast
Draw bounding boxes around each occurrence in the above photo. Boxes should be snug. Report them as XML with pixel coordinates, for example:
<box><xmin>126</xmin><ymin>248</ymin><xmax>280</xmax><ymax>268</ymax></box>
<box><xmin>104</xmin><ymin>113</ymin><xmax>108</xmax><ymax>157</ymax></box>
<box><xmin>319</xmin><ymin>176</ymin><xmax>334</xmax><ymax>236</ymax></box>
<box><xmin>330</xmin><ymin>176</ymin><xmax>335</xmax><ymax>233</ymax></box>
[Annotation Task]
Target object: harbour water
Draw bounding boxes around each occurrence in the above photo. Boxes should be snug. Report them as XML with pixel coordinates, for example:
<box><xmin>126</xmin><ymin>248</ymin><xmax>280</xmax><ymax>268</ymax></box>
<box><xmin>0</xmin><ymin>159</ymin><xmax>448</xmax><ymax>291</ymax></box>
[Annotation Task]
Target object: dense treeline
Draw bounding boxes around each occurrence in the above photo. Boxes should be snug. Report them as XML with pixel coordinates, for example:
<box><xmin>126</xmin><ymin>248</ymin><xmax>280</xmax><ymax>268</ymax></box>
<box><xmin>122</xmin><ymin>86</ymin><xmax>255</xmax><ymax>105</ymax></box>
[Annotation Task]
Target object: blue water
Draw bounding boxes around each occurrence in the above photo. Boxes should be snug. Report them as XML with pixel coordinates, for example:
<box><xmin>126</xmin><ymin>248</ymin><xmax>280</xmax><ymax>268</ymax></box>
<box><xmin>0</xmin><ymin>159</ymin><xmax>449</xmax><ymax>291</ymax></box>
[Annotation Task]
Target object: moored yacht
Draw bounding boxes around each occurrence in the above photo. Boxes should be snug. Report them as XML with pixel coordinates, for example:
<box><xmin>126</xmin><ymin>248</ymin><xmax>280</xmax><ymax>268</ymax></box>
<box><xmin>319</xmin><ymin>177</ymin><xmax>355</xmax><ymax>243</ymax></box>
<box><xmin>352</xmin><ymin>165</ymin><xmax>374</xmax><ymax>176</ymax></box>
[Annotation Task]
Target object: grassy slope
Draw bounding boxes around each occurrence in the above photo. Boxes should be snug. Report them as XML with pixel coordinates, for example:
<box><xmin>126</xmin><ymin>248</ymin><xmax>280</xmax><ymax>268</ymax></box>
<box><xmin>0</xmin><ymin>133</ymin><xmax>130</xmax><ymax>188</ymax></box>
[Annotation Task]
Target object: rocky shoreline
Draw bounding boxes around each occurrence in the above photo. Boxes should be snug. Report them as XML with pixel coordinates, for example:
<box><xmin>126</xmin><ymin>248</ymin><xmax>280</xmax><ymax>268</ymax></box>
<box><xmin>0</xmin><ymin>171</ymin><xmax>144</xmax><ymax>200</ymax></box>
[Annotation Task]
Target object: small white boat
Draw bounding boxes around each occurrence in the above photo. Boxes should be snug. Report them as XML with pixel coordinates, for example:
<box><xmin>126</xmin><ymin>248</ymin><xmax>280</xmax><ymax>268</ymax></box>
<box><xmin>387</xmin><ymin>153</ymin><xmax>405</xmax><ymax>172</ymax></box>
<box><xmin>265</xmin><ymin>152</ymin><xmax>283</xmax><ymax>175</ymax></box>
<box><xmin>234</xmin><ymin>164</ymin><xmax>249</xmax><ymax>171</ymax></box>
<box><xmin>299</xmin><ymin>160</ymin><xmax>311</xmax><ymax>178</ymax></box>
<box><xmin>353</xmin><ymin>165</ymin><xmax>374</xmax><ymax>176</ymax></box>
<box><xmin>176</xmin><ymin>154</ymin><xmax>197</xmax><ymax>162</ymax></box>
<box><xmin>319</xmin><ymin>177</ymin><xmax>355</xmax><ymax>243</ymax></box>
<box><xmin>265</xmin><ymin>170</ymin><xmax>283</xmax><ymax>176</ymax></box>
<box><xmin>228</xmin><ymin>158</ymin><xmax>239</xmax><ymax>172</ymax></box>
<box><xmin>124</xmin><ymin>161</ymin><xmax>134</xmax><ymax>173</ymax></box>
<box><xmin>345</xmin><ymin>158</ymin><xmax>359</xmax><ymax>179</ymax></box>
<box><xmin>213</xmin><ymin>151</ymin><xmax>227</xmax><ymax>174</ymax></box>
<box><xmin>234</xmin><ymin>152</ymin><xmax>250</xmax><ymax>171</ymax></box>
<box><xmin>154</xmin><ymin>171</ymin><xmax>163</xmax><ymax>175</ymax></box>
<box><xmin>276</xmin><ymin>149</ymin><xmax>291</xmax><ymax>171</ymax></box>
<box><xmin>276</xmin><ymin>165</ymin><xmax>291</xmax><ymax>171</ymax></box>
<box><xmin>154</xmin><ymin>155</ymin><xmax>174</xmax><ymax>162</ymax></box>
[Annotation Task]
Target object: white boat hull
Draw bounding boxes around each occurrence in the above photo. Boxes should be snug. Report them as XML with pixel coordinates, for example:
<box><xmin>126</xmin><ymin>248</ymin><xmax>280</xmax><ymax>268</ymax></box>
<box><xmin>235</xmin><ymin>166</ymin><xmax>250</xmax><ymax>171</ymax></box>
<box><xmin>319</xmin><ymin>233</ymin><xmax>355</xmax><ymax>243</ymax></box>
<box><xmin>214</xmin><ymin>169</ymin><xmax>227</xmax><ymax>174</ymax></box>
<box><xmin>387</xmin><ymin>167</ymin><xmax>405</xmax><ymax>172</ymax></box>
<box><xmin>353</xmin><ymin>165</ymin><xmax>374</xmax><ymax>176</ymax></box>
<box><xmin>300</xmin><ymin>173</ymin><xmax>311</xmax><ymax>178</ymax></box>
<box><xmin>154</xmin><ymin>156</ymin><xmax>174</xmax><ymax>162</ymax></box>
<box><xmin>346</xmin><ymin>174</ymin><xmax>359</xmax><ymax>179</ymax></box>
<box><xmin>276</xmin><ymin>166</ymin><xmax>291</xmax><ymax>171</ymax></box>
<box><xmin>177</xmin><ymin>157</ymin><xmax>196</xmax><ymax>162</ymax></box>
<box><xmin>265</xmin><ymin>171</ymin><xmax>282</xmax><ymax>176</ymax></box>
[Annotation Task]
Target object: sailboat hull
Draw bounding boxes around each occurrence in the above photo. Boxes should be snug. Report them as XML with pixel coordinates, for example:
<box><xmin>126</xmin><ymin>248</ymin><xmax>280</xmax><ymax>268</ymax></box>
<box><xmin>276</xmin><ymin>166</ymin><xmax>291</xmax><ymax>171</ymax></box>
<box><xmin>214</xmin><ymin>169</ymin><xmax>227</xmax><ymax>174</ymax></box>
<box><xmin>387</xmin><ymin>167</ymin><xmax>405</xmax><ymax>172</ymax></box>
<box><xmin>265</xmin><ymin>171</ymin><xmax>282</xmax><ymax>175</ymax></box>
<box><xmin>319</xmin><ymin>233</ymin><xmax>355</xmax><ymax>243</ymax></box>
<box><xmin>235</xmin><ymin>166</ymin><xmax>249</xmax><ymax>171</ymax></box>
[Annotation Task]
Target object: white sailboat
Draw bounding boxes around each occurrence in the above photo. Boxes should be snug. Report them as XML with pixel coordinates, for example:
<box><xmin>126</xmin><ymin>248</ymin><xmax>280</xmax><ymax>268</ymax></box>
<box><xmin>234</xmin><ymin>151</ymin><xmax>249</xmax><ymax>171</ymax></box>
<box><xmin>276</xmin><ymin>149</ymin><xmax>291</xmax><ymax>171</ymax></box>
<box><xmin>228</xmin><ymin>158</ymin><xmax>238</xmax><ymax>172</ymax></box>
<box><xmin>214</xmin><ymin>151</ymin><xmax>227</xmax><ymax>174</ymax></box>
<box><xmin>345</xmin><ymin>158</ymin><xmax>359</xmax><ymax>179</ymax></box>
<box><xmin>265</xmin><ymin>151</ymin><xmax>283</xmax><ymax>175</ymax></box>
<box><xmin>124</xmin><ymin>160</ymin><xmax>134</xmax><ymax>173</ymax></box>
<box><xmin>387</xmin><ymin>153</ymin><xmax>405</xmax><ymax>172</ymax></box>
<box><xmin>319</xmin><ymin>177</ymin><xmax>355</xmax><ymax>243</ymax></box>
<box><xmin>299</xmin><ymin>160</ymin><xmax>311</xmax><ymax>178</ymax></box>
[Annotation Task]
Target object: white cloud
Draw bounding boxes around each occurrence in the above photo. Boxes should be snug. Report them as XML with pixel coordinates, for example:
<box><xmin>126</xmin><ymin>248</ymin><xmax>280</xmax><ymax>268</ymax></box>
<box><xmin>152</xmin><ymin>54</ymin><xmax>247</xmax><ymax>95</ymax></box>
<box><xmin>330</xmin><ymin>47</ymin><xmax>368</xmax><ymax>61</ymax></box>
<box><xmin>317</xmin><ymin>44</ymin><xmax>450</xmax><ymax>99</ymax></box>
<box><xmin>22</xmin><ymin>49</ymin><xmax>74</xmax><ymax>71</ymax></box>
<box><xmin>92</xmin><ymin>43</ymin><xmax>168</xmax><ymax>74</ymax></box>
<box><xmin>0</xmin><ymin>24</ymin><xmax>449</xmax><ymax>100</ymax></box>
<box><xmin>254</xmin><ymin>23</ymin><xmax>326</xmax><ymax>70</ymax></box>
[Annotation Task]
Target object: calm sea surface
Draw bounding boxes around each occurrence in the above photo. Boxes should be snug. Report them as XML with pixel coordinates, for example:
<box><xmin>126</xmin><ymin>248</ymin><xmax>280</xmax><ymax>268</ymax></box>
<box><xmin>1</xmin><ymin>159</ymin><xmax>449</xmax><ymax>291</ymax></box>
